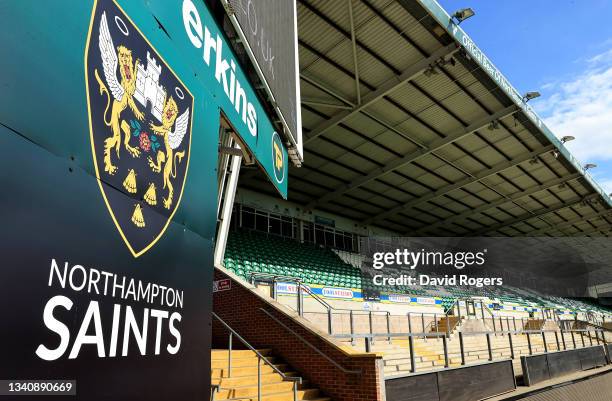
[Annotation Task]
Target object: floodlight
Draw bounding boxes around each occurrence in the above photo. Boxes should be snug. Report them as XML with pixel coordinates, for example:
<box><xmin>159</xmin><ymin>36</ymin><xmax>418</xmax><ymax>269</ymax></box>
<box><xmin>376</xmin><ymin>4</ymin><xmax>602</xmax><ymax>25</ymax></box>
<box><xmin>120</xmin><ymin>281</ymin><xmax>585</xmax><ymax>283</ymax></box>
<box><xmin>523</xmin><ymin>91</ymin><xmax>541</xmax><ymax>102</ymax></box>
<box><xmin>584</xmin><ymin>163</ymin><xmax>597</xmax><ymax>170</ymax></box>
<box><xmin>561</xmin><ymin>135</ymin><xmax>575</xmax><ymax>143</ymax></box>
<box><xmin>437</xmin><ymin>57</ymin><xmax>457</xmax><ymax>67</ymax></box>
<box><xmin>452</xmin><ymin>8</ymin><xmax>475</xmax><ymax>24</ymax></box>
<box><xmin>423</xmin><ymin>64</ymin><xmax>440</xmax><ymax>77</ymax></box>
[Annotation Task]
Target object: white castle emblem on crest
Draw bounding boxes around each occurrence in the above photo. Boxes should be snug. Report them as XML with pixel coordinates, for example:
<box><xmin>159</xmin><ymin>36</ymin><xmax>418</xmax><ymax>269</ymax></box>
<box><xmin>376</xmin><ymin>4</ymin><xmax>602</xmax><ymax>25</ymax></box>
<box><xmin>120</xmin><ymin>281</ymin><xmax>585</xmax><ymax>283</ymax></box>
<box><xmin>134</xmin><ymin>51</ymin><xmax>167</xmax><ymax>122</ymax></box>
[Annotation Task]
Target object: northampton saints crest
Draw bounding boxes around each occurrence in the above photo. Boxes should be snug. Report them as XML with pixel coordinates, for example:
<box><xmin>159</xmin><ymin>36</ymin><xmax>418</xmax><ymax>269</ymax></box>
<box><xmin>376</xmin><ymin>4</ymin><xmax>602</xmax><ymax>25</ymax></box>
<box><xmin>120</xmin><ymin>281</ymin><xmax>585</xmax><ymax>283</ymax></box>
<box><xmin>85</xmin><ymin>0</ymin><xmax>193</xmax><ymax>257</ymax></box>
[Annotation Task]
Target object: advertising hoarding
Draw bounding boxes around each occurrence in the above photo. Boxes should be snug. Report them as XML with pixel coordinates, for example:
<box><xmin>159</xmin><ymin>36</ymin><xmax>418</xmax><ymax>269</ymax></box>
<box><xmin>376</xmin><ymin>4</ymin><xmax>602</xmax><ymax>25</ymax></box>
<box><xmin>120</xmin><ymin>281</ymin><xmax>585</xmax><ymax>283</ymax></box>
<box><xmin>0</xmin><ymin>0</ymin><xmax>288</xmax><ymax>399</ymax></box>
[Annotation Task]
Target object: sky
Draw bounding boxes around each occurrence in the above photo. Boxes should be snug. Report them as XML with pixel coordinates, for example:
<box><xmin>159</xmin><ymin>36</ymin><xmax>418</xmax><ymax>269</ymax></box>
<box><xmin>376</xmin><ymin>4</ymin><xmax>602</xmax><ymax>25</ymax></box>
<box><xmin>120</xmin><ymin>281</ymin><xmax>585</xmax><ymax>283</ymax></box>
<box><xmin>437</xmin><ymin>0</ymin><xmax>612</xmax><ymax>194</ymax></box>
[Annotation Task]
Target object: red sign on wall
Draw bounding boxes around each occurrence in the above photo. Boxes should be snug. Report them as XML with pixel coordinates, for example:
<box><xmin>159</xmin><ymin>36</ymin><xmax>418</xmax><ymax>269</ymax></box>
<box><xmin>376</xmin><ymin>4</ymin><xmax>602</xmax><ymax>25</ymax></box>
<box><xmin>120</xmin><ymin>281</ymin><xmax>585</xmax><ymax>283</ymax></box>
<box><xmin>213</xmin><ymin>279</ymin><xmax>231</xmax><ymax>292</ymax></box>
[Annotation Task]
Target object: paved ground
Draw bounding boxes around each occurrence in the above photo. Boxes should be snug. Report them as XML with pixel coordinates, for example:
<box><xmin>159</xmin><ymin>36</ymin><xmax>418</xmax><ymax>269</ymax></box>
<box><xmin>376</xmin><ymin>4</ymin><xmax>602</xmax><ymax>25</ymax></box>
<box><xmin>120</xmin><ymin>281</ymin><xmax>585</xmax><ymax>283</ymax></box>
<box><xmin>489</xmin><ymin>365</ymin><xmax>612</xmax><ymax>401</ymax></box>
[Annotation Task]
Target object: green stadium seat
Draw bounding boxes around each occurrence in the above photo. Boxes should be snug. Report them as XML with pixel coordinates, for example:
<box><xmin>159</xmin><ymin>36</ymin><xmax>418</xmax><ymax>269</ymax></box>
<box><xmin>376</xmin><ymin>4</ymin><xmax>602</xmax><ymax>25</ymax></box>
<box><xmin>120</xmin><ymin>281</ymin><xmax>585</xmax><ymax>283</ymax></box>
<box><xmin>220</xmin><ymin>230</ymin><xmax>612</xmax><ymax>317</ymax></box>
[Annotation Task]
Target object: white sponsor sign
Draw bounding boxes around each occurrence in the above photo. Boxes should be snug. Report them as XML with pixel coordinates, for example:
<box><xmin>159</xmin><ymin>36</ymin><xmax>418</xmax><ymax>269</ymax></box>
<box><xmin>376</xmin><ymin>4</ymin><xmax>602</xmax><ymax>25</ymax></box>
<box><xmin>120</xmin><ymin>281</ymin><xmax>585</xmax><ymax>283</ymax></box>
<box><xmin>322</xmin><ymin>287</ymin><xmax>353</xmax><ymax>299</ymax></box>
<box><xmin>276</xmin><ymin>282</ymin><xmax>309</xmax><ymax>294</ymax></box>
<box><xmin>416</xmin><ymin>297</ymin><xmax>436</xmax><ymax>305</ymax></box>
<box><xmin>388</xmin><ymin>294</ymin><xmax>412</xmax><ymax>303</ymax></box>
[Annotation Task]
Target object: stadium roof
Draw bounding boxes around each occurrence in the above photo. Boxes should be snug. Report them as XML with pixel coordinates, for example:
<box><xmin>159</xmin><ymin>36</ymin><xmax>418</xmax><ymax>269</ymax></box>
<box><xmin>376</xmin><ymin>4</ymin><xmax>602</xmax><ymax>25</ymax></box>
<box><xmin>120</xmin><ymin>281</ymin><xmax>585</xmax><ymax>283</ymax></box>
<box><xmin>240</xmin><ymin>0</ymin><xmax>612</xmax><ymax>237</ymax></box>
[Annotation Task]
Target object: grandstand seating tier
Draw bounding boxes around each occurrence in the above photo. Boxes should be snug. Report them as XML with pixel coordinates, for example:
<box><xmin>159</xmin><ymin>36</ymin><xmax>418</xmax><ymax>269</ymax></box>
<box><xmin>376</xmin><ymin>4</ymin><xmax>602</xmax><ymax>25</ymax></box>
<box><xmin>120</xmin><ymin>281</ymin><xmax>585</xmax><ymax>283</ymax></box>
<box><xmin>225</xmin><ymin>230</ymin><xmax>611</xmax><ymax>317</ymax></box>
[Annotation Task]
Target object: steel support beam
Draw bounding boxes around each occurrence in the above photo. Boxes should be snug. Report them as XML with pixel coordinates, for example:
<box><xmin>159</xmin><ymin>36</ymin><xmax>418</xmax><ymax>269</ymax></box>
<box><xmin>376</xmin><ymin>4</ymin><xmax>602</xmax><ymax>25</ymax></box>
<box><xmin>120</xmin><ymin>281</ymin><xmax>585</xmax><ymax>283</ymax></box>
<box><xmin>304</xmin><ymin>43</ymin><xmax>458</xmax><ymax>144</ymax></box>
<box><xmin>411</xmin><ymin>173</ymin><xmax>582</xmax><ymax>234</ymax></box>
<box><xmin>302</xmin><ymin>74</ymin><xmax>423</xmax><ymax>147</ymax></box>
<box><xmin>301</xmin><ymin>98</ymin><xmax>353</xmax><ymax>110</ymax></box>
<box><xmin>522</xmin><ymin>208</ymin><xmax>612</xmax><ymax>236</ymax></box>
<box><xmin>363</xmin><ymin>144</ymin><xmax>555</xmax><ymax>224</ymax></box>
<box><xmin>472</xmin><ymin>194</ymin><xmax>599</xmax><ymax>236</ymax></box>
<box><xmin>306</xmin><ymin>105</ymin><xmax>518</xmax><ymax>209</ymax></box>
<box><xmin>347</xmin><ymin>0</ymin><xmax>361</xmax><ymax>105</ymax></box>
<box><xmin>301</xmin><ymin>69</ymin><xmax>501</xmax><ymax>202</ymax></box>
<box><xmin>300</xmin><ymin>73</ymin><xmax>355</xmax><ymax>107</ymax></box>
<box><xmin>572</xmin><ymin>224</ymin><xmax>612</xmax><ymax>236</ymax></box>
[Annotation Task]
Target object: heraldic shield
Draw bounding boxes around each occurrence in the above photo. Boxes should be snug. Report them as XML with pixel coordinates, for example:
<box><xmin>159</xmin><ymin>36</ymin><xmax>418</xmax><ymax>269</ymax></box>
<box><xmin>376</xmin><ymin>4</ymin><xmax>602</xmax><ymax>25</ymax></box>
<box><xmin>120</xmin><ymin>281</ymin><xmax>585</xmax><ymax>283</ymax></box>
<box><xmin>85</xmin><ymin>0</ymin><xmax>193</xmax><ymax>257</ymax></box>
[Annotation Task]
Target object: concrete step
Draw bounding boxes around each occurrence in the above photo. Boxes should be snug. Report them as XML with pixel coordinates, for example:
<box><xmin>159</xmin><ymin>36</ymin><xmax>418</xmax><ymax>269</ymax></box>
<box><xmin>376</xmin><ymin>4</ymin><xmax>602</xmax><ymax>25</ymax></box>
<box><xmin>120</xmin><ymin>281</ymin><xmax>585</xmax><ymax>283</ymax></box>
<box><xmin>259</xmin><ymin>388</ymin><xmax>325</xmax><ymax>401</ymax></box>
<box><xmin>212</xmin><ymin>357</ymin><xmax>278</xmax><ymax>368</ymax></box>
<box><xmin>222</xmin><ymin>390</ymin><xmax>330</xmax><ymax>401</ymax></box>
<box><xmin>212</xmin><ymin>364</ymin><xmax>289</xmax><ymax>378</ymax></box>
<box><xmin>211</xmin><ymin>348</ymin><xmax>328</xmax><ymax>401</ymax></box>
<box><xmin>393</xmin><ymin>359</ymin><xmax>445</xmax><ymax>370</ymax></box>
<box><xmin>218</xmin><ymin>380</ymin><xmax>300</xmax><ymax>399</ymax></box>
<box><xmin>212</xmin><ymin>349</ymin><xmax>272</xmax><ymax>359</ymax></box>
<box><xmin>213</xmin><ymin>372</ymin><xmax>286</xmax><ymax>387</ymax></box>
<box><xmin>447</xmin><ymin>355</ymin><xmax>483</xmax><ymax>364</ymax></box>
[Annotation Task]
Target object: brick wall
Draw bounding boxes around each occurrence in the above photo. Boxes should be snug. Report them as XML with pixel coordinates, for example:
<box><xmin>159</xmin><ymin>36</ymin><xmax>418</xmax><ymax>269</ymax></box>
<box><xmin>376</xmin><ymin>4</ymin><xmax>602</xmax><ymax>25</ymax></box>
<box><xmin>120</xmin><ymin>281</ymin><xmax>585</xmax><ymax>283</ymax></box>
<box><xmin>213</xmin><ymin>268</ymin><xmax>385</xmax><ymax>401</ymax></box>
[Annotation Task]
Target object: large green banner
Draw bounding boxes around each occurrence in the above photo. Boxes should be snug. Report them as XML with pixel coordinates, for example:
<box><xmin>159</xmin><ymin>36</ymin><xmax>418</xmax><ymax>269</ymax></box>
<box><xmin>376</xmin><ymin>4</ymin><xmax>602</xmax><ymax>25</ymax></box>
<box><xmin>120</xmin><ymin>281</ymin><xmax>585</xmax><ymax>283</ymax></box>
<box><xmin>0</xmin><ymin>0</ymin><xmax>285</xmax><ymax>399</ymax></box>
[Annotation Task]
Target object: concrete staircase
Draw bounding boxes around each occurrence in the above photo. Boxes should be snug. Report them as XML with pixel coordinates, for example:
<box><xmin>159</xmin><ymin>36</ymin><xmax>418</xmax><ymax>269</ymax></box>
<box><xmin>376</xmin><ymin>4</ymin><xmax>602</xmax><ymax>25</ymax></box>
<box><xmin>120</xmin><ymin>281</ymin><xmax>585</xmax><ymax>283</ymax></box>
<box><xmin>211</xmin><ymin>349</ymin><xmax>331</xmax><ymax>401</ymax></box>
<box><xmin>430</xmin><ymin>316</ymin><xmax>463</xmax><ymax>335</ymax></box>
<box><xmin>523</xmin><ymin>319</ymin><xmax>545</xmax><ymax>330</ymax></box>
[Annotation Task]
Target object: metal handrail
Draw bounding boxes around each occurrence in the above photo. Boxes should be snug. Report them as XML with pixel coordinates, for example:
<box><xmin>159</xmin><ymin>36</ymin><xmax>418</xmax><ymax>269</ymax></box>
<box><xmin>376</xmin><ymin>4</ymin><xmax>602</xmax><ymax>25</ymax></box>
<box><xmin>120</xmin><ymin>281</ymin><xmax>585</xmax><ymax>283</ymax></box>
<box><xmin>448</xmin><ymin>316</ymin><xmax>463</xmax><ymax>335</ymax></box>
<box><xmin>248</xmin><ymin>276</ymin><xmax>605</xmax><ymax>348</ymax></box>
<box><xmin>250</xmin><ymin>272</ymin><xmax>332</xmax><ymax>311</ymax></box>
<box><xmin>210</xmin><ymin>384</ymin><xmax>220</xmax><ymax>401</ymax></box>
<box><xmin>249</xmin><ymin>270</ymin><xmax>610</xmax><ymax>328</ymax></box>
<box><xmin>461</xmin><ymin>329</ymin><xmax>560</xmax><ymax>336</ymax></box>
<box><xmin>252</xmin><ymin>273</ymin><xmax>487</xmax><ymax>335</ymax></box>
<box><xmin>335</xmin><ymin>328</ymin><xmax>598</xmax><ymax>338</ymax></box>
<box><xmin>481</xmin><ymin>303</ymin><xmax>495</xmax><ymax>318</ymax></box>
<box><xmin>404</xmin><ymin>297</ymin><xmax>465</xmax><ymax>336</ymax></box>
<box><xmin>299</xmin><ymin>282</ymin><xmax>333</xmax><ymax>311</ymax></box>
<box><xmin>259</xmin><ymin>308</ymin><xmax>362</xmax><ymax>375</ymax></box>
<box><xmin>334</xmin><ymin>332</ymin><xmax>446</xmax><ymax>339</ymax></box>
<box><xmin>212</xmin><ymin>312</ymin><xmax>301</xmax><ymax>401</ymax></box>
<box><xmin>444</xmin><ymin>298</ymin><xmax>459</xmax><ymax>315</ymax></box>
<box><xmin>251</xmin><ymin>273</ymin><xmax>409</xmax><ymax>318</ymax></box>
<box><xmin>250</xmin><ymin>272</ymin><xmax>304</xmax><ymax>283</ymax></box>
<box><xmin>212</xmin><ymin>312</ymin><xmax>300</xmax><ymax>381</ymax></box>
<box><xmin>443</xmin><ymin>298</ymin><xmax>469</xmax><ymax>335</ymax></box>
<box><xmin>568</xmin><ymin>319</ymin><xmax>612</xmax><ymax>333</ymax></box>
<box><xmin>337</xmin><ymin>327</ymin><xmax>605</xmax><ymax>373</ymax></box>
<box><xmin>250</xmin><ymin>272</ymin><xmax>336</xmax><ymax>335</ymax></box>
<box><xmin>251</xmin><ymin>271</ymin><xmax>436</xmax><ymax>317</ymax></box>
<box><xmin>481</xmin><ymin>303</ymin><xmax>504</xmax><ymax>332</ymax></box>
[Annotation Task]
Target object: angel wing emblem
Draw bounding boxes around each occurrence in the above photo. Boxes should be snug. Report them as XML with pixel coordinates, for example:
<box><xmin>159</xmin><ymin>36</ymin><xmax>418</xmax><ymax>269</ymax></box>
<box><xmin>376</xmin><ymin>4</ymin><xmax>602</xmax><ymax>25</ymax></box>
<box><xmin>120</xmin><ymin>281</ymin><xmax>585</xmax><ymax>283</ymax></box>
<box><xmin>86</xmin><ymin>0</ymin><xmax>193</xmax><ymax>256</ymax></box>
<box><xmin>92</xmin><ymin>10</ymin><xmax>144</xmax><ymax>174</ymax></box>
<box><xmin>98</xmin><ymin>11</ymin><xmax>124</xmax><ymax>101</ymax></box>
<box><xmin>146</xmin><ymin>106</ymin><xmax>190</xmax><ymax>209</ymax></box>
<box><xmin>168</xmin><ymin>108</ymin><xmax>190</xmax><ymax>150</ymax></box>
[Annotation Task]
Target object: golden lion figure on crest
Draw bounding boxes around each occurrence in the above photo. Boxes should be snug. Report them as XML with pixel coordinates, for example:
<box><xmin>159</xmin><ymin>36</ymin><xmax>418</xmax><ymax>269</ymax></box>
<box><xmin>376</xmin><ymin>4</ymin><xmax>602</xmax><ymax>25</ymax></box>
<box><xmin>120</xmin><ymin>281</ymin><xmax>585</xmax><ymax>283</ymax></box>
<box><xmin>93</xmin><ymin>10</ymin><xmax>190</xmax><ymax>213</ymax></box>
<box><xmin>148</xmin><ymin>96</ymin><xmax>190</xmax><ymax>210</ymax></box>
<box><xmin>94</xmin><ymin>11</ymin><xmax>143</xmax><ymax>175</ymax></box>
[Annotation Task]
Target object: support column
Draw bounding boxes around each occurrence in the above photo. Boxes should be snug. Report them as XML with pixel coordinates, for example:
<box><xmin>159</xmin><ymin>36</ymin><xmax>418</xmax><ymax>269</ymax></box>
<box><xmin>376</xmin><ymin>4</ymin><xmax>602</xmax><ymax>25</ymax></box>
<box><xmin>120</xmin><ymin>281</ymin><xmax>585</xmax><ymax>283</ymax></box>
<box><xmin>214</xmin><ymin>142</ymin><xmax>242</xmax><ymax>267</ymax></box>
